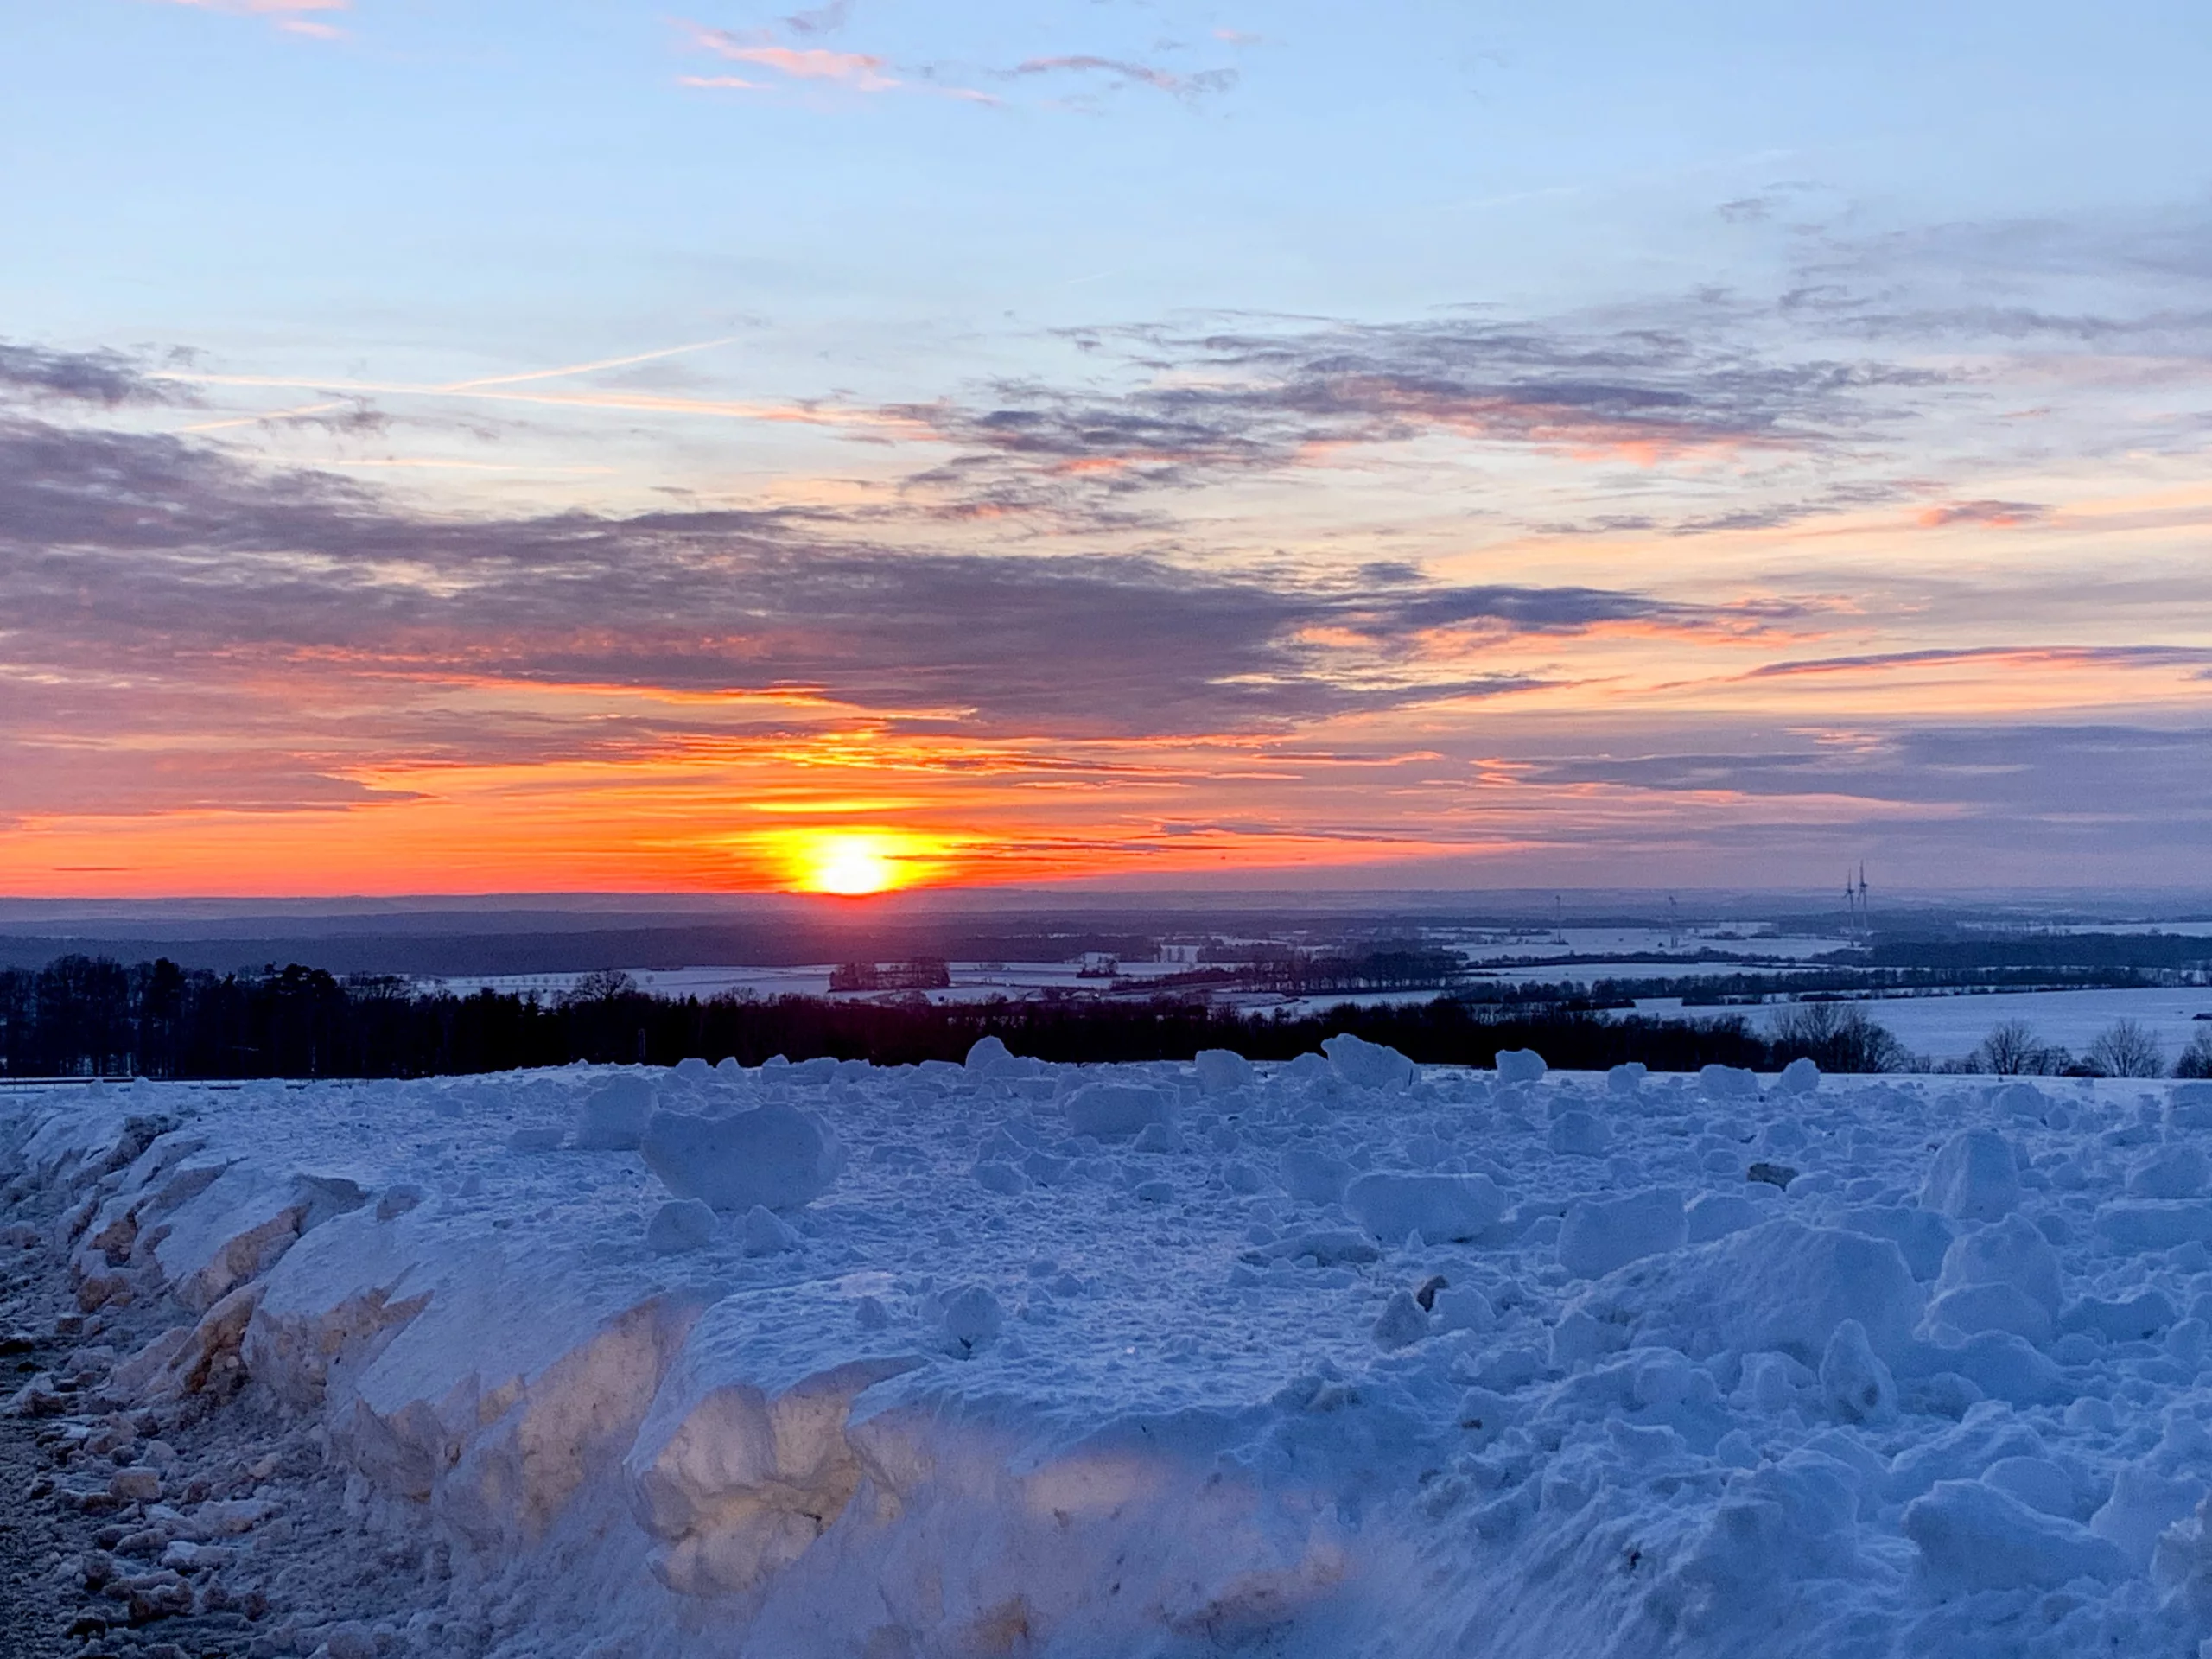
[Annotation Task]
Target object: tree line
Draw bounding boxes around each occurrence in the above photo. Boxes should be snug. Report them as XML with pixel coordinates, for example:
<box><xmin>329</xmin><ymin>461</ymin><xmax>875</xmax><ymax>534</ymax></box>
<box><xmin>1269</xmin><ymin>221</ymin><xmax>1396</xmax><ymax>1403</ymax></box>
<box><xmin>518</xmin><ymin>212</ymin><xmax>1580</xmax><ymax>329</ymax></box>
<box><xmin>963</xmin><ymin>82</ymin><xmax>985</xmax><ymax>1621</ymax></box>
<box><xmin>0</xmin><ymin>954</ymin><xmax>1955</xmax><ymax>1081</ymax></box>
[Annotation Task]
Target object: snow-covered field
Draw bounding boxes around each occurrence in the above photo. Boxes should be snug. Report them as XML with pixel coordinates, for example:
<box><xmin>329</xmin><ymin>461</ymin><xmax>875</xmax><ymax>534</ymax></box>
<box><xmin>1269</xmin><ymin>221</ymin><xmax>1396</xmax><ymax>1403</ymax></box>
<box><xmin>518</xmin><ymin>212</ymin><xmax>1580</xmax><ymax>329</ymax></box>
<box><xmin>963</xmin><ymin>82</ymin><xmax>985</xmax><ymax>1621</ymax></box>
<box><xmin>1794</xmin><ymin>988</ymin><xmax>2212</xmax><ymax>1066</ymax></box>
<box><xmin>12</xmin><ymin>1046</ymin><xmax>2212</xmax><ymax>1656</ymax></box>
<box><xmin>421</xmin><ymin>930</ymin><xmax>1851</xmax><ymax>1007</ymax></box>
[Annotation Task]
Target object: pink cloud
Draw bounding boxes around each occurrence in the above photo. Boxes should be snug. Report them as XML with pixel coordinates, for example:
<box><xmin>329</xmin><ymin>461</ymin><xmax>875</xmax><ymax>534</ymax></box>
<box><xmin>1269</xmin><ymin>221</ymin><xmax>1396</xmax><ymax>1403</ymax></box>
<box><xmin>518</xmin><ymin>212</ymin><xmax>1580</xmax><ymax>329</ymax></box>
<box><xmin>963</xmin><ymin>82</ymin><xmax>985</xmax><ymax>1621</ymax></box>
<box><xmin>685</xmin><ymin>24</ymin><xmax>899</xmax><ymax>91</ymax></box>
<box><xmin>154</xmin><ymin>0</ymin><xmax>349</xmax><ymax>35</ymax></box>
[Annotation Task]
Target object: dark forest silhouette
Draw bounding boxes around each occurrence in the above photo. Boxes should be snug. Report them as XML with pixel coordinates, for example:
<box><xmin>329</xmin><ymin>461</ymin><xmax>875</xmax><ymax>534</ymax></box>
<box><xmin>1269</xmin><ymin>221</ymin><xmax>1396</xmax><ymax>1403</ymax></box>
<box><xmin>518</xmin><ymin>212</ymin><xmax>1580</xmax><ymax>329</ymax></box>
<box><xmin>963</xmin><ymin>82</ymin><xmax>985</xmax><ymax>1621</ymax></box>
<box><xmin>0</xmin><ymin>954</ymin><xmax>1923</xmax><ymax>1080</ymax></box>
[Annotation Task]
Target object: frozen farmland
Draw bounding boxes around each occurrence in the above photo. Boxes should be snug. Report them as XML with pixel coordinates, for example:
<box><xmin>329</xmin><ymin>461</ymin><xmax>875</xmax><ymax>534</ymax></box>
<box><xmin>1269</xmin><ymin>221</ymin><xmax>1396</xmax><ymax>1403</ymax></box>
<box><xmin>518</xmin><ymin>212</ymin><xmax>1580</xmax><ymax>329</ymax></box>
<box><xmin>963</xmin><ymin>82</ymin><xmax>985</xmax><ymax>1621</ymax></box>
<box><xmin>13</xmin><ymin>1041</ymin><xmax>2212</xmax><ymax>1656</ymax></box>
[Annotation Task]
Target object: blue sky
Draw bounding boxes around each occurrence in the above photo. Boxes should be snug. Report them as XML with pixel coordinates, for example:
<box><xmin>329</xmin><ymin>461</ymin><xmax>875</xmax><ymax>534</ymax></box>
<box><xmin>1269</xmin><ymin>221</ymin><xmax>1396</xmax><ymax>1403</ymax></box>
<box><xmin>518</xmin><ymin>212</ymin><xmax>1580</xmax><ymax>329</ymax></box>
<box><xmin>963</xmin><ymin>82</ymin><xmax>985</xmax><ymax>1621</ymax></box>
<box><xmin>16</xmin><ymin>2</ymin><xmax>2209</xmax><ymax>395</ymax></box>
<box><xmin>2</xmin><ymin>0</ymin><xmax>2209</xmax><ymax>894</ymax></box>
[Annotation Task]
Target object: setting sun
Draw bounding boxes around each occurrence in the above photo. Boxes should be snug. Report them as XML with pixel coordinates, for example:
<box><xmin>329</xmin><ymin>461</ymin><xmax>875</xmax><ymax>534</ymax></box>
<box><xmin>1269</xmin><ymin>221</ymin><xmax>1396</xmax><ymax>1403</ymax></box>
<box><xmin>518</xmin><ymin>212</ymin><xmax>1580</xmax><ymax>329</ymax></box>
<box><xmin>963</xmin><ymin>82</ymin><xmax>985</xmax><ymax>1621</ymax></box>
<box><xmin>792</xmin><ymin>830</ymin><xmax>909</xmax><ymax>895</ymax></box>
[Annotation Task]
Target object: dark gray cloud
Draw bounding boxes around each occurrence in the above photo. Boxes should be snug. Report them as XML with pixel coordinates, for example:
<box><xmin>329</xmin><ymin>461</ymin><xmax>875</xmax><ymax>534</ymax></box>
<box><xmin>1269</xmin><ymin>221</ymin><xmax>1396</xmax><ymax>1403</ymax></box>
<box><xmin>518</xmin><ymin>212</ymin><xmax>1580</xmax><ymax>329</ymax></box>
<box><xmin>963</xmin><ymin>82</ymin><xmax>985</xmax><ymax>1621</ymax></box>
<box><xmin>781</xmin><ymin>0</ymin><xmax>849</xmax><ymax>34</ymax></box>
<box><xmin>1773</xmin><ymin>205</ymin><xmax>2212</xmax><ymax>354</ymax></box>
<box><xmin>0</xmin><ymin>340</ymin><xmax>188</xmax><ymax>406</ymax></box>
<box><xmin>0</xmin><ymin>416</ymin><xmax>1712</xmax><ymax>742</ymax></box>
<box><xmin>891</xmin><ymin>312</ymin><xmax>1942</xmax><ymax>519</ymax></box>
<box><xmin>872</xmin><ymin>201</ymin><xmax>2212</xmax><ymax>530</ymax></box>
<box><xmin>1519</xmin><ymin>724</ymin><xmax>2212</xmax><ymax>810</ymax></box>
<box><xmin>1738</xmin><ymin>645</ymin><xmax>2212</xmax><ymax>683</ymax></box>
<box><xmin>1009</xmin><ymin>54</ymin><xmax>1237</xmax><ymax>102</ymax></box>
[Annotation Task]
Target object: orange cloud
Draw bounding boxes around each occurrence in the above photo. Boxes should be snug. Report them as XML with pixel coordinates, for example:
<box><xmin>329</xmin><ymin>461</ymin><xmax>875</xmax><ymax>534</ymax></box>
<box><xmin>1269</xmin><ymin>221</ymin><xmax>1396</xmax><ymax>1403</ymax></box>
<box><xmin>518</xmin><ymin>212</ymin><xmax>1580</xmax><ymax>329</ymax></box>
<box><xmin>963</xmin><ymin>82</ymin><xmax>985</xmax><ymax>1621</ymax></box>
<box><xmin>1915</xmin><ymin>499</ymin><xmax>2045</xmax><ymax>529</ymax></box>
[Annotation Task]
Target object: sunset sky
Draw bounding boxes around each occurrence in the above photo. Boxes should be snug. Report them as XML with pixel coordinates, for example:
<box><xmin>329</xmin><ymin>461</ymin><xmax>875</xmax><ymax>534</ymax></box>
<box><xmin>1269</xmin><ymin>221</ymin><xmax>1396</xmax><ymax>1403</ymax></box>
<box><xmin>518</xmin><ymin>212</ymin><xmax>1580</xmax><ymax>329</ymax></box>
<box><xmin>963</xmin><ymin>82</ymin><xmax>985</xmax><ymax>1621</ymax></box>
<box><xmin>3</xmin><ymin>0</ymin><xmax>2209</xmax><ymax>896</ymax></box>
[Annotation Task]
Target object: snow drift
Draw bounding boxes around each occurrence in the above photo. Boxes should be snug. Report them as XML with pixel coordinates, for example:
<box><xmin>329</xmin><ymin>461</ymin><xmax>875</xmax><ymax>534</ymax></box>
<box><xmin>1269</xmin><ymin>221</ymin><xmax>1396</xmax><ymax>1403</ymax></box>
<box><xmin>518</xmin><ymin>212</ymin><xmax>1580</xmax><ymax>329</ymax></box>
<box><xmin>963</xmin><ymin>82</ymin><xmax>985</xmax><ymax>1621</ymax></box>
<box><xmin>11</xmin><ymin>1051</ymin><xmax>2212</xmax><ymax>1657</ymax></box>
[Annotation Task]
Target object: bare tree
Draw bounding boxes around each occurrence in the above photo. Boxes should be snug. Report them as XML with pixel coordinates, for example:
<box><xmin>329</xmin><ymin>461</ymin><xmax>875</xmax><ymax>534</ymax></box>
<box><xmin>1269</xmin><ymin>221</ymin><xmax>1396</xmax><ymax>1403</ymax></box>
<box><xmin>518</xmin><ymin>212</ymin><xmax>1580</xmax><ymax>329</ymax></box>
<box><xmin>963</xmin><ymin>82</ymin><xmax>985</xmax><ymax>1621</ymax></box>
<box><xmin>561</xmin><ymin>969</ymin><xmax>638</xmax><ymax>1007</ymax></box>
<box><xmin>2177</xmin><ymin>1029</ymin><xmax>2212</xmax><ymax>1080</ymax></box>
<box><xmin>1972</xmin><ymin>1019</ymin><xmax>2056</xmax><ymax>1076</ymax></box>
<box><xmin>2082</xmin><ymin>1019</ymin><xmax>2165</xmax><ymax>1078</ymax></box>
<box><xmin>1770</xmin><ymin>1001</ymin><xmax>1907</xmax><ymax>1072</ymax></box>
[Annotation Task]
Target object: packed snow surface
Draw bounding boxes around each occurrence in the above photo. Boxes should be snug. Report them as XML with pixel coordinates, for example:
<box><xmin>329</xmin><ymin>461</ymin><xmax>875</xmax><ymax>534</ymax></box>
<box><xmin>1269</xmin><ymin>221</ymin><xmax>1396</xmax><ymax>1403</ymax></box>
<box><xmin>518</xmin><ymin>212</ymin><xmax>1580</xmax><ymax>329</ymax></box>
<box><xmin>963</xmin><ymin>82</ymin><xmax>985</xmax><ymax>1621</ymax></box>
<box><xmin>15</xmin><ymin>1054</ymin><xmax>2212</xmax><ymax>1656</ymax></box>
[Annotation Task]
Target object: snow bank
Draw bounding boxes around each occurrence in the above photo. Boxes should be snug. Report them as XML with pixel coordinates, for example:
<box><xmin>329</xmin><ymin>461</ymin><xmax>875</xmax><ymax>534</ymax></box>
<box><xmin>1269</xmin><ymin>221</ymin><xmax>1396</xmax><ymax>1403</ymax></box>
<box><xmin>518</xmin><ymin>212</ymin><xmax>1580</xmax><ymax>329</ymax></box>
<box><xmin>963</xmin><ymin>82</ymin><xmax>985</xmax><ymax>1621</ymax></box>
<box><xmin>1566</xmin><ymin>1217</ymin><xmax>1924</xmax><ymax>1363</ymax></box>
<box><xmin>13</xmin><ymin>1062</ymin><xmax>2212</xmax><ymax>1658</ymax></box>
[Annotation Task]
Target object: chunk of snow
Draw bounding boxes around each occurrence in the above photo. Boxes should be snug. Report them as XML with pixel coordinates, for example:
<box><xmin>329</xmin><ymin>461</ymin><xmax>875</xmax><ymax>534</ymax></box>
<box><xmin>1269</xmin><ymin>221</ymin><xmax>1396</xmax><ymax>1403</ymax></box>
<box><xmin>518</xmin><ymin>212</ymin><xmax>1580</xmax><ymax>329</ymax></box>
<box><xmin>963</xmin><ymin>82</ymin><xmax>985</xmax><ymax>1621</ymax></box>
<box><xmin>1775</xmin><ymin>1057</ymin><xmax>1821</xmax><ymax>1096</ymax></box>
<box><xmin>1557</xmin><ymin>1188</ymin><xmax>1687</xmax><ymax>1279</ymax></box>
<box><xmin>1933</xmin><ymin>1212</ymin><xmax>2062</xmax><ymax>1314</ymax></box>
<box><xmin>1494</xmin><ymin>1049</ymin><xmax>1548</xmax><ymax>1085</ymax></box>
<box><xmin>1371</xmin><ymin>1289</ymin><xmax>1430</xmax><ymax>1350</ymax></box>
<box><xmin>575</xmin><ymin>1075</ymin><xmax>656</xmax><ymax>1151</ymax></box>
<box><xmin>1341</xmin><ymin>1172</ymin><xmax>1505</xmax><ymax>1243</ymax></box>
<box><xmin>1550</xmin><ymin>1306</ymin><xmax>1630</xmax><ymax>1370</ymax></box>
<box><xmin>741</xmin><ymin>1204</ymin><xmax>800</xmax><ymax>1255</ymax></box>
<box><xmin>1605</xmin><ymin>1062</ymin><xmax>1646</xmax><ymax>1095</ymax></box>
<box><xmin>646</xmin><ymin>1199</ymin><xmax>719</xmax><ymax>1256</ymax></box>
<box><xmin>1736</xmin><ymin>1350</ymin><xmax>1811</xmax><ymax>1413</ymax></box>
<box><xmin>1819</xmin><ymin>1319</ymin><xmax>1897</xmax><ymax>1423</ymax></box>
<box><xmin>1064</xmin><ymin>1082</ymin><xmax>1174</xmax><ymax>1139</ymax></box>
<box><xmin>1431</xmin><ymin>1284</ymin><xmax>1493</xmax><ymax>1332</ymax></box>
<box><xmin>965</xmin><ymin>1034</ymin><xmax>1011</xmax><ymax>1067</ymax></box>
<box><xmin>2089</xmin><ymin>1465</ymin><xmax>2208</xmax><ymax>1565</ymax></box>
<box><xmin>1548</xmin><ymin>1111</ymin><xmax>1609</xmax><ymax>1157</ymax></box>
<box><xmin>2059</xmin><ymin>1288</ymin><xmax>2176</xmax><ymax>1343</ymax></box>
<box><xmin>1904</xmin><ymin>1479</ymin><xmax>2127</xmax><ymax>1589</ymax></box>
<box><xmin>1921</xmin><ymin>1128</ymin><xmax>2020</xmax><ymax>1221</ymax></box>
<box><xmin>1982</xmin><ymin>1456</ymin><xmax>2075</xmax><ymax>1517</ymax></box>
<box><xmin>1923</xmin><ymin>1282</ymin><xmax>2054</xmax><ymax>1345</ymax></box>
<box><xmin>152</xmin><ymin>1166</ymin><xmax>366</xmax><ymax>1313</ymax></box>
<box><xmin>640</xmin><ymin>1105</ymin><xmax>841</xmax><ymax>1213</ymax></box>
<box><xmin>1192</xmin><ymin>1048</ymin><xmax>1255</xmax><ymax>1094</ymax></box>
<box><xmin>940</xmin><ymin>1285</ymin><xmax>1003</xmax><ymax>1353</ymax></box>
<box><xmin>341</xmin><ymin>1262</ymin><xmax>704</xmax><ymax>1542</ymax></box>
<box><xmin>2126</xmin><ymin>1143</ymin><xmax>2208</xmax><ymax>1198</ymax></box>
<box><xmin>2093</xmin><ymin>1201</ymin><xmax>2212</xmax><ymax>1252</ymax></box>
<box><xmin>1321</xmin><ymin>1033</ymin><xmax>1414</xmax><ymax>1091</ymax></box>
<box><xmin>1923</xmin><ymin>1331</ymin><xmax>2063</xmax><ymax>1408</ymax></box>
<box><xmin>2165</xmin><ymin>1080</ymin><xmax>2212</xmax><ymax>1132</ymax></box>
<box><xmin>621</xmin><ymin>1292</ymin><xmax>922</xmax><ymax>1597</ymax></box>
<box><xmin>1131</xmin><ymin>1121</ymin><xmax>1181</xmax><ymax>1154</ymax></box>
<box><xmin>1700</xmin><ymin>1064</ymin><xmax>1760</xmax><ymax>1102</ymax></box>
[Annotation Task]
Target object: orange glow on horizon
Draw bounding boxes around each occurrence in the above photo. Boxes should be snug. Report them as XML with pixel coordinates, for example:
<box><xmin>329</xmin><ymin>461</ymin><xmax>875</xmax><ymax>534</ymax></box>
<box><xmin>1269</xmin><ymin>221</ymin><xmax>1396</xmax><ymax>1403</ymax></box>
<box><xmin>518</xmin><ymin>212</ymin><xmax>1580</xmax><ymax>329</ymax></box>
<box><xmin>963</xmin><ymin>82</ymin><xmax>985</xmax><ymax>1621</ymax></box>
<box><xmin>4</xmin><ymin>619</ymin><xmax>2203</xmax><ymax>900</ymax></box>
<box><xmin>779</xmin><ymin>829</ymin><xmax>937</xmax><ymax>895</ymax></box>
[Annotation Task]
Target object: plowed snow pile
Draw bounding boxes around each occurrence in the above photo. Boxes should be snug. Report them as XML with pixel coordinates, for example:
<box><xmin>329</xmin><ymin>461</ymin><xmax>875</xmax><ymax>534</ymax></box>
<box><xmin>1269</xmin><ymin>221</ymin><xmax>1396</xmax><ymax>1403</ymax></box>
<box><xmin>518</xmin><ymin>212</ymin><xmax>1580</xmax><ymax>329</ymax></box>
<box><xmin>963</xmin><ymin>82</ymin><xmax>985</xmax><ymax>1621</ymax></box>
<box><xmin>10</xmin><ymin>1046</ymin><xmax>2212</xmax><ymax>1657</ymax></box>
